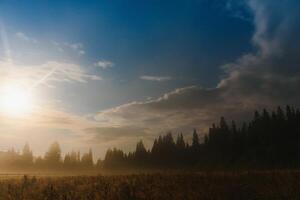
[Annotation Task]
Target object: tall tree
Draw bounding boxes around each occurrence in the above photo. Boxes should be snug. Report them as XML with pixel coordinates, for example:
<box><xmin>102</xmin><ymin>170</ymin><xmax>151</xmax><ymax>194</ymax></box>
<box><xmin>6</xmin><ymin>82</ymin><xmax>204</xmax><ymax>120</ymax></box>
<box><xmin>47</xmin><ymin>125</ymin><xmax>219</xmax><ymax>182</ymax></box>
<box><xmin>22</xmin><ymin>143</ymin><xmax>33</xmax><ymax>166</ymax></box>
<box><xmin>192</xmin><ymin>129</ymin><xmax>199</xmax><ymax>147</ymax></box>
<box><xmin>81</xmin><ymin>149</ymin><xmax>94</xmax><ymax>168</ymax></box>
<box><xmin>44</xmin><ymin>142</ymin><xmax>62</xmax><ymax>167</ymax></box>
<box><xmin>176</xmin><ymin>133</ymin><xmax>186</xmax><ymax>150</ymax></box>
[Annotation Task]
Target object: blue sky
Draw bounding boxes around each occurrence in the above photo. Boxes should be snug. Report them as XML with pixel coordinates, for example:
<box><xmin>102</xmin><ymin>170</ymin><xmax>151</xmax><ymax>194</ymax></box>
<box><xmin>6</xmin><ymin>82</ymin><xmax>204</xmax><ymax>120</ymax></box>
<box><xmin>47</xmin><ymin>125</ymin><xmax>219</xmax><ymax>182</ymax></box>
<box><xmin>0</xmin><ymin>0</ymin><xmax>299</xmax><ymax>158</ymax></box>
<box><xmin>0</xmin><ymin>0</ymin><xmax>254</xmax><ymax>113</ymax></box>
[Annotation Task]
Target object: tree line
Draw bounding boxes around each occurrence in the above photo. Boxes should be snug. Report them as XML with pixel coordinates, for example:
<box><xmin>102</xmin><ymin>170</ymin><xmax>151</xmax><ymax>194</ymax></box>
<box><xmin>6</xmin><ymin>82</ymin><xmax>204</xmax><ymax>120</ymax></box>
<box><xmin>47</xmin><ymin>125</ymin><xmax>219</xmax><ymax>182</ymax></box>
<box><xmin>102</xmin><ymin>105</ymin><xmax>300</xmax><ymax>169</ymax></box>
<box><xmin>0</xmin><ymin>142</ymin><xmax>97</xmax><ymax>170</ymax></box>
<box><xmin>0</xmin><ymin>105</ymin><xmax>299</xmax><ymax>170</ymax></box>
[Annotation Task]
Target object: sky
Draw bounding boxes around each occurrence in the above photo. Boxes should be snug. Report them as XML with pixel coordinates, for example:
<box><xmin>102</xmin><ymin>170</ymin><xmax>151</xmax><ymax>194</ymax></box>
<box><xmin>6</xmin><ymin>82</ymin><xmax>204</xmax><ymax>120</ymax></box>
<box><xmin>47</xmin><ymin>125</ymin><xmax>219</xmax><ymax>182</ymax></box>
<box><xmin>0</xmin><ymin>0</ymin><xmax>299</xmax><ymax>158</ymax></box>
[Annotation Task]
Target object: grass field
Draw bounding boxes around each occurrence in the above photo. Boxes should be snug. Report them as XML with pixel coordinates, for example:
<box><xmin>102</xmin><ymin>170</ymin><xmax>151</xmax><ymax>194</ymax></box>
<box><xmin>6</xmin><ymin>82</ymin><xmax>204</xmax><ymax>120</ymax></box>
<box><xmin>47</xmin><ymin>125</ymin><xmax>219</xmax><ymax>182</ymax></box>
<box><xmin>0</xmin><ymin>171</ymin><xmax>299</xmax><ymax>200</ymax></box>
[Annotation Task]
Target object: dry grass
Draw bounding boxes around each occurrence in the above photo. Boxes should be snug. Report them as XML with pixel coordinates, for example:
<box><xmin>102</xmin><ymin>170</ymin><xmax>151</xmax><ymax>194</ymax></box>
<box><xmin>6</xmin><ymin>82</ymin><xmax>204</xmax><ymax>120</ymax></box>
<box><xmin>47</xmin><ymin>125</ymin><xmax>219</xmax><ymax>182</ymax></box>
<box><xmin>0</xmin><ymin>171</ymin><xmax>299</xmax><ymax>200</ymax></box>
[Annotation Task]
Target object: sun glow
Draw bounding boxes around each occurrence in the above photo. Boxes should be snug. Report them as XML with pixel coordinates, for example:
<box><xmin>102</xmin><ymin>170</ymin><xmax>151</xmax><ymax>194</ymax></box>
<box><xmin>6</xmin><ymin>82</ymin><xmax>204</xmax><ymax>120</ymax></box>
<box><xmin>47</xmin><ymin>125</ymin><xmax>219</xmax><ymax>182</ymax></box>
<box><xmin>0</xmin><ymin>83</ymin><xmax>34</xmax><ymax>117</ymax></box>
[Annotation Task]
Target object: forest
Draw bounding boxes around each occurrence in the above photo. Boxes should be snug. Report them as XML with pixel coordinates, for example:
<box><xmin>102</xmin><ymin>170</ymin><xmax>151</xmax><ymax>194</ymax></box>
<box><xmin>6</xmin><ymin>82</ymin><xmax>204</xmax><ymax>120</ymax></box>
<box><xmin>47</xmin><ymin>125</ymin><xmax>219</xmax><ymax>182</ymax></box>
<box><xmin>103</xmin><ymin>105</ymin><xmax>300</xmax><ymax>169</ymax></box>
<box><xmin>0</xmin><ymin>105</ymin><xmax>299</xmax><ymax>171</ymax></box>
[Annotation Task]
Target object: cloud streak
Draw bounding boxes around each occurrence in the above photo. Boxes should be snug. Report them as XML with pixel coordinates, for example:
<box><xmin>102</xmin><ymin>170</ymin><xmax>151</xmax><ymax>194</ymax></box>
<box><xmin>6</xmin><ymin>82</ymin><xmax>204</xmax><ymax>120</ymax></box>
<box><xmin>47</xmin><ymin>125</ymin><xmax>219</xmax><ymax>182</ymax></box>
<box><xmin>0</xmin><ymin>60</ymin><xmax>102</xmax><ymax>88</ymax></box>
<box><xmin>94</xmin><ymin>60</ymin><xmax>114</xmax><ymax>69</ymax></box>
<box><xmin>140</xmin><ymin>76</ymin><xmax>172</xmax><ymax>82</ymax></box>
<box><xmin>15</xmin><ymin>32</ymin><xmax>38</xmax><ymax>44</ymax></box>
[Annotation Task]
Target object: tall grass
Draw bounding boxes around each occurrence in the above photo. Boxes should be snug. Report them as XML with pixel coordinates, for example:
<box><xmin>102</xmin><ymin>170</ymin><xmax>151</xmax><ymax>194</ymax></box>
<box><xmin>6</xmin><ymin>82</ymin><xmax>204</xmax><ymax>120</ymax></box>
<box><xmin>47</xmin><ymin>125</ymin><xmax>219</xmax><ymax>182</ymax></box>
<box><xmin>0</xmin><ymin>171</ymin><xmax>299</xmax><ymax>200</ymax></box>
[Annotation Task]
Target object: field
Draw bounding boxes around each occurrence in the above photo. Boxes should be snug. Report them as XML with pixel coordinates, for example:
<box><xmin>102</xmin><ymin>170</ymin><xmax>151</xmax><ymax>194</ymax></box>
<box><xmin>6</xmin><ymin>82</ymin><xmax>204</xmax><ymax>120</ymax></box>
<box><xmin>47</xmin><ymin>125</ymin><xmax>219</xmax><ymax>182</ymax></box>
<box><xmin>0</xmin><ymin>171</ymin><xmax>299</xmax><ymax>200</ymax></box>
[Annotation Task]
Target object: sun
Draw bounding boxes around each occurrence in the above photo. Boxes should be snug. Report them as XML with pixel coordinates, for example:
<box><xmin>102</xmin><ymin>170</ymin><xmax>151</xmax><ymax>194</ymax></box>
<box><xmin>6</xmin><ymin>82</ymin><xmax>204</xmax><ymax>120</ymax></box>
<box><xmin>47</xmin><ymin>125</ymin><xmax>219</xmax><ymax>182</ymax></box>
<box><xmin>0</xmin><ymin>83</ymin><xmax>34</xmax><ymax>117</ymax></box>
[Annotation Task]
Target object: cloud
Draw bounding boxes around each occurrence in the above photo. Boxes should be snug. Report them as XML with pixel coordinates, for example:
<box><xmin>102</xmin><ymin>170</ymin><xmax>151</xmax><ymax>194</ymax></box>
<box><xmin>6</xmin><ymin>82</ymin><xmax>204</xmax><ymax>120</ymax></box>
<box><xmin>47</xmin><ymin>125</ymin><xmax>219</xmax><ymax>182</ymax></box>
<box><xmin>91</xmin><ymin>0</ymin><xmax>300</xmax><ymax>145</ymax></box>
<box><xmin>66</xmin><ymin>43</ymin><xmax>83</xmax><ymax>50</ymax></box>
<box><xmin>64</xmin><ymin>43</ymin><xmax>85</xmax><ymax>55</ymax></box>
<box><xmin>0</xmin><ymin>106</ymin><xmax>94</xmax><ymax>131</ymax></box>
<box><xmin>52</xmin><ymin>41</ymin><xmax>85</xmax><ymax>55</ymax></box>
<box><xmin>0</xmin><ymin>60</ymin><xmax>102</xmax><ymax>88</ymax></box>
<box><xmin>78</xmin><ymin>50</ymin><xmax>85</xmax><ymax>55</ymax></box>
<box><xmin>85</xmin><ymin>126</ymin><xmax>148</xmax><ymax>143</ymax></box>
<box><xmin>140</xmin><ymin>76</ymin><xmax>172</xmax><ymax>82</ymax></box>
<box><xmin>15</xmin><ymin>32</ymin><xmax>38</xmax><ymax>44</ymax></box>
<box><xmin>94</xmin><ymin>60</ymin><xmax>114</xmax><ymax>69</ymax></box>
<box><xmin>93</xmin><ymin>86</ymin><xmax>245</xmax><ymax>138</ymax></box>
<box><xmin>225</xmin><ymin>0</ymin><xmax>252</xmax><ymax>22</ymax></box>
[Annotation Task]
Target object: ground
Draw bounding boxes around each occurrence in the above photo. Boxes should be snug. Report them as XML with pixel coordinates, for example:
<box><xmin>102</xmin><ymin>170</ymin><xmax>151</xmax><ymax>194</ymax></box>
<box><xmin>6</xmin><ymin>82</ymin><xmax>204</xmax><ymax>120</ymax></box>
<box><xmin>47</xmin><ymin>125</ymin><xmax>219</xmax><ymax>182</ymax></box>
<box><xmin>0</xmin><ymin>171</ymin><xmax>299</xmax><ymax>200</ymax></box>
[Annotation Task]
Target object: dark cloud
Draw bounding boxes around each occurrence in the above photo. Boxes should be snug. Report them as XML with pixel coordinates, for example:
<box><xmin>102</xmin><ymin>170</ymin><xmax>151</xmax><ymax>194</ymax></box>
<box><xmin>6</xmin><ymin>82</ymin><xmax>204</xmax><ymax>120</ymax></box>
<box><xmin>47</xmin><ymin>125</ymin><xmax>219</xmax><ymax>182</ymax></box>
<box><xmin>85</xmin><ymin>126</ymin><xmax>148</xmax><ymax>143</ymax></box>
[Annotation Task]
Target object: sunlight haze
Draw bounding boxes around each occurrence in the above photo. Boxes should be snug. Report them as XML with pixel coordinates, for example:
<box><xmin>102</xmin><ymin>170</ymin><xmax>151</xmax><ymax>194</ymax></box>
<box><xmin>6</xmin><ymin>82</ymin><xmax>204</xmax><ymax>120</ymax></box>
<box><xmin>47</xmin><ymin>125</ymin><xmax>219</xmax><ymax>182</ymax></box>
<box><xmin>0</xmin><ymin>0</ymin><xmax>299</xmax><ymax>160</ymax></box>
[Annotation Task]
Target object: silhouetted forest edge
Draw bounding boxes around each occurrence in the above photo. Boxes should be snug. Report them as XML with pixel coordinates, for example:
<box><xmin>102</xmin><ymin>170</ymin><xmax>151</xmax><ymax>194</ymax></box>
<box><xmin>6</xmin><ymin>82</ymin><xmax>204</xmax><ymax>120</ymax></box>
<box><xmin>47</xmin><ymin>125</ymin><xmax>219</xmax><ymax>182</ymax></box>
<box><xmin>1</xmin><ymin>105</ymin><xmax>300</xmax><ymax>171</ymax></box>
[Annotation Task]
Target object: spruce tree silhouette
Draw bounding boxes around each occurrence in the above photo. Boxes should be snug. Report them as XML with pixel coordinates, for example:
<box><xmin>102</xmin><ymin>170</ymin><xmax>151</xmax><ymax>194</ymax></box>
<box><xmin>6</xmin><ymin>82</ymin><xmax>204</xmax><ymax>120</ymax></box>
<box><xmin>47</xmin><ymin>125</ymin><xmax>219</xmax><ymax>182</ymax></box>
<box><xmin>101</xmin><ymin>105</ymin><xmax>300</xmax><ymax>170</ymax></box>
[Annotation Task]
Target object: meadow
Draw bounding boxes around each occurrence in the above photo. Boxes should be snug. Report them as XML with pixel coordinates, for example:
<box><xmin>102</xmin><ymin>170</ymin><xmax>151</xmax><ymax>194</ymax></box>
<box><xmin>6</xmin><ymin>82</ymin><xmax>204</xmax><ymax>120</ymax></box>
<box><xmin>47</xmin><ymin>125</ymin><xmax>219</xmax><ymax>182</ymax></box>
<box><xmin>0</xmin><ymin>171</ymin><xmax>299</xmax><ymax>200</ymax></box>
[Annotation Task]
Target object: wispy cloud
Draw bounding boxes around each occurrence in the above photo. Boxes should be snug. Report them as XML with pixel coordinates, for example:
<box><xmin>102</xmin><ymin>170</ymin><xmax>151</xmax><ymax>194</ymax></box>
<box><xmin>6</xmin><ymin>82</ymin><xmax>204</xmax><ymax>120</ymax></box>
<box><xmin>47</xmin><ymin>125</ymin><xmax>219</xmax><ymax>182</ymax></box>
<box><xmin>140</xmin><ymin>76</ymin><xmax>172</xmax><ymax>82</ymax></box>
<box><xmin>15</xmin><ymin>32</ymin><xmax>38</xmax><ymax>44</ymax></box>
<box><xmin>64</xmin><ymin>42</ymin><xmax>85</xmax><ymax>55</ymax></box>
<box><xmin>224</xmin><ymin>0</ymin><xmax>252</xmax><ymax>22</ymax></box>
<box><xmin>52</xmin><ymin>41</ymin><xmax>85</xmax><ymax>55</ymax></box>
<box><xmin>0</xmin><ymin>60</ymin><xmax>101</xmax><ymax>88</ymax></box>
<box><xmin>94</xmin><ymin>60</ymin><xmax>114</xmax><ymax>69</ymax></box>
